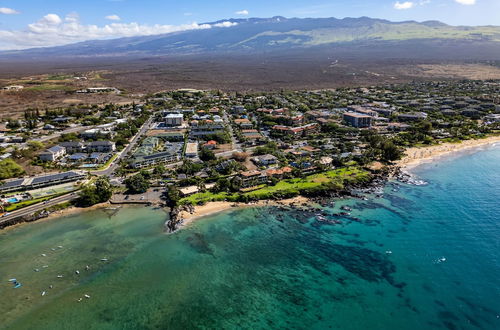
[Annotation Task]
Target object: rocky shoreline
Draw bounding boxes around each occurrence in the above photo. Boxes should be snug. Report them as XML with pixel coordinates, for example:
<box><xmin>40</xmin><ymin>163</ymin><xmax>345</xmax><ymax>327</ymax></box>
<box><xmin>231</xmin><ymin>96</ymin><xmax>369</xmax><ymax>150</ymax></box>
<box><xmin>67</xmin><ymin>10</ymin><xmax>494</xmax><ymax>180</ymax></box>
<box><xmin>164</xmin><ymin>168</ymin><xmax>393</xmax><ymax>233</ymax></box>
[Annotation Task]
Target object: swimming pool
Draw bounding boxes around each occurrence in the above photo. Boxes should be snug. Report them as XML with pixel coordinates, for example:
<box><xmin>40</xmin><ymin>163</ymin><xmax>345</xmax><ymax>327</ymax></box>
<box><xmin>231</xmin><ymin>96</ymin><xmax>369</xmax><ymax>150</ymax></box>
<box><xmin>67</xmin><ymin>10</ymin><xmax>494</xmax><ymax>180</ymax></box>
<box><xmin>6</xmin><ymin>197</ymin><xmax>18</xmax><ymax>203</ymax></box>
<box><xmin>80</xmin><ymin>164</ymin><xmax>98</xmax><ymax>168</ymax></box>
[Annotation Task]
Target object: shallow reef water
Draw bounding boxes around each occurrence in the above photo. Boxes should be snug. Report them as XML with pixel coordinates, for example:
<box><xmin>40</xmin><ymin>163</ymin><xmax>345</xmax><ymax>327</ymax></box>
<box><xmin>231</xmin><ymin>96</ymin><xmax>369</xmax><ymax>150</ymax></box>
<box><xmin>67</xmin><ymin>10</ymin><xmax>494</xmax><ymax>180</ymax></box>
<box><xmin>1</xmin><ymin>145</ymin><xmax>499</xmax><ymax>329</ymax></box>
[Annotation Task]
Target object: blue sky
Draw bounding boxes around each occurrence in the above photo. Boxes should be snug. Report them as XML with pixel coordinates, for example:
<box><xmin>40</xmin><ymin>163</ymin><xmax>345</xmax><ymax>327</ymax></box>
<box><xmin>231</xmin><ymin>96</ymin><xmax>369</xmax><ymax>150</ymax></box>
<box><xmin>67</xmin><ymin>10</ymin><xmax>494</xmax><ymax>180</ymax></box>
<box><xmin>0</xmin><ymin>0</ymin><xmax>498</xmax><ymax>50</ymax></box>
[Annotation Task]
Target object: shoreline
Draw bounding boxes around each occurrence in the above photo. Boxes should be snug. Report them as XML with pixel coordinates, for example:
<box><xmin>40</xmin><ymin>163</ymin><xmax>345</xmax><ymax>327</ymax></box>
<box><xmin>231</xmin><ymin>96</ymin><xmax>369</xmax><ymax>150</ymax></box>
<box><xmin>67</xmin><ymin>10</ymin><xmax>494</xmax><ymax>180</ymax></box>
<box><xmin>179</xmin><ymin>136</ymin><xmax>500</xmax><ymax>225</ymax></box>
<box><xmin>396</xmin><ymin>135</ymin><xmax>500</xmax><ymax>171</ymax></box>
<box><xmin>1</xmin><ymin>202</ymin><xmax>113</xmax><ymax>232</ymax></box>
<box><xmin>178</xmin><ymin>196</ymin><xmax>311</xmax><ymax>228</ymax></box>
<box><xmin>4</xmin><ymin>136</ymin><xmax>500</xmax><ymax>232</ymax></box>
<box><xmin>43</xmin><ymin>202</ymin><xmax>113</xmax><ymax>221</ymax></box>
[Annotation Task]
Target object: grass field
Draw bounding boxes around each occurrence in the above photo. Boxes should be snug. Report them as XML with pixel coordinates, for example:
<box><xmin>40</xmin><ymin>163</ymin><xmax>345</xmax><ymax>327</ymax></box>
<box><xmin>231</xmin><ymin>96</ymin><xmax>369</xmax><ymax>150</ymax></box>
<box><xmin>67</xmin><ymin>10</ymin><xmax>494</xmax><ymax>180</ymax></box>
<box><xmin>29</xmin><ymin>183</ymin><xmax>78</xmax><ymax>199</ymax></box>
<box><xmin>4</xmin><ymin>191</ymin><xmax>72</xmax><ymax>212</ymax></box>
<box><xmin>180</xmin><ymin>167</ymin><xmax>371</xmax><ymax>205</ymax></box>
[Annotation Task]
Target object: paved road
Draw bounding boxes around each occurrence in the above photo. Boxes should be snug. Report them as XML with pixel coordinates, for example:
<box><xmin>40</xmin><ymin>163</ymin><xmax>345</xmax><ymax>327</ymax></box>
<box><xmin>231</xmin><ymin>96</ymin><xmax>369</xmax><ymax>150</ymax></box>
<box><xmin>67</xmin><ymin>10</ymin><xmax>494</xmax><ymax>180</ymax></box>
<box><xmin>0</xmin><ymin>117</ymin><xmax>153</xmax><ymax>228</ymax></box>
<box><xmin>0</xmin><ymin>192</ymin><xmax>78</xmax><ymax>227</ymax></box>
<box><xmin>92</xmin><ymin>117</ymin><xmax>153</xmax><ymax>177</ymax></box>
<box><xmin>34</xmin><ymin>126</ymin><xmax>93</xmax><ymax>143</ymax></box>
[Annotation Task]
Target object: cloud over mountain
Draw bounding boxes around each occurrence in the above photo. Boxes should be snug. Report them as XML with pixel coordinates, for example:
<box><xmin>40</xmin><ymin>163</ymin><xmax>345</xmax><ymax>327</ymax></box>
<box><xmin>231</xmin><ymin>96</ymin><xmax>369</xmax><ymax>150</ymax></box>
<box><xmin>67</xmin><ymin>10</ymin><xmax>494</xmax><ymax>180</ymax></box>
<box><xmin>0</xmin><ymin>13</ymin><xmax>238</xmax><ymax>50</ymax></box>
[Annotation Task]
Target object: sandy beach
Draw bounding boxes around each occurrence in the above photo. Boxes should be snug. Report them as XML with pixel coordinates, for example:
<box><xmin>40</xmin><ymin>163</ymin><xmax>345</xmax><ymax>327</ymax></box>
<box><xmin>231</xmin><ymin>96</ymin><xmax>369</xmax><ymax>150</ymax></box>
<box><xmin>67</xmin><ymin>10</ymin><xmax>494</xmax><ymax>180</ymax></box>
<box><xmin>179</xmin><ymin>196</ymin><xmax>310</xmax><ymax>227</ymax></box>
<box><xmin>397</xmin><ymin>135</ymin><xmax>500</xmax><ymax>170</ymax></box>
<box><xmin>43</xmin><ymin>202</ymin><xmax>114</xmax><ymax>221</ymax></box>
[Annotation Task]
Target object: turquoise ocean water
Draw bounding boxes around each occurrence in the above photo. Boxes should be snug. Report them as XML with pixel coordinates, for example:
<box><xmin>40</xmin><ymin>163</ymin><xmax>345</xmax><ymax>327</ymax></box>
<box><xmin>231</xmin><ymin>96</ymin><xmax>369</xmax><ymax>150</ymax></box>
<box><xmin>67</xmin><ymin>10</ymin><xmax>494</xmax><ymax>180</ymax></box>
<box><xmin>1</xmin><ymin>144</ymin><xmax>499</xmax><ymax>329</ymax></box>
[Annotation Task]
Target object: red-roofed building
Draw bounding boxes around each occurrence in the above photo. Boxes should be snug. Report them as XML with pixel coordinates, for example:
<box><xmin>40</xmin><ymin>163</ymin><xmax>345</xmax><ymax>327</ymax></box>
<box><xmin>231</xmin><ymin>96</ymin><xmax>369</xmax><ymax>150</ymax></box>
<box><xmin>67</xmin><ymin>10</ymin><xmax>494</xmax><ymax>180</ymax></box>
<box><xmin>203</xmin><ymin>140</ymin><xmax>218</xmax><ymax>149</ymax></box>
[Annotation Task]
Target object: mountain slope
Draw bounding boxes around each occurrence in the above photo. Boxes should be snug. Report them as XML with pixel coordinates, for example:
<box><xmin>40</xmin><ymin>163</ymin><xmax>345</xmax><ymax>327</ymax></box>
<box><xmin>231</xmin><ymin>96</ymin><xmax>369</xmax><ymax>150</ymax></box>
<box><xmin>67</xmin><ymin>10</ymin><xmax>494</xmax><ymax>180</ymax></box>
<box><xmin>1</xmin><ymin>17</ymin><xmax>500</xmax><ymax>59</ymax></box>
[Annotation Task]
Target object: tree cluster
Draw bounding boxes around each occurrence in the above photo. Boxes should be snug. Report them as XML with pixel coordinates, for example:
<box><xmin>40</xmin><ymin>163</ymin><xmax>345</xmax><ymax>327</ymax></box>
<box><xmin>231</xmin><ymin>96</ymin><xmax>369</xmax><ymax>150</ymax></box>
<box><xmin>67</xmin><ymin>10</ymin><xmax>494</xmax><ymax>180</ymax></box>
<box><xmin>77</xmin><ymin>177</ymin><xmax>113</xmax><ymax>207</ymax></box>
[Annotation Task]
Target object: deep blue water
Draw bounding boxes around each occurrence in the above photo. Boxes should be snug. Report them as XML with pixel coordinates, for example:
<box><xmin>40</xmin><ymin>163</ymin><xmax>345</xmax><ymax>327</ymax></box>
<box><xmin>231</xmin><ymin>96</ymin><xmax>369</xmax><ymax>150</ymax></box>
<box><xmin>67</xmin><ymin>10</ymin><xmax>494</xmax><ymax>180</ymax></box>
<box><xmin>1</xmin><ymin>144</ymin><xmax>499</xmax><ymax>329</ymax></box>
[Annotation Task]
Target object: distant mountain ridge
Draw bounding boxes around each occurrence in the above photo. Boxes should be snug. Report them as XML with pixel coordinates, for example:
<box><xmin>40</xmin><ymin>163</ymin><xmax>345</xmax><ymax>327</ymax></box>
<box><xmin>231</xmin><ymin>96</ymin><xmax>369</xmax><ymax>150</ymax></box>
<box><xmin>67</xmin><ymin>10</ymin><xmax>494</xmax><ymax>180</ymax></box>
<box><xmin>2</xmin><ymin>16</ymin><xmax>500</xmax><ymax>59</ymax></box>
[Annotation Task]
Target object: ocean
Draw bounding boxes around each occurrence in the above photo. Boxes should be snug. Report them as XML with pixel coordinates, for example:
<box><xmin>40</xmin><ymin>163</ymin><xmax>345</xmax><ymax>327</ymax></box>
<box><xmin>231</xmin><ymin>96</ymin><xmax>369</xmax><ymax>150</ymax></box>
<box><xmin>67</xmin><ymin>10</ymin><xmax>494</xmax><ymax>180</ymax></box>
<box><xmin>1</xmin><ymin>144</ymin><xmax>499</xmax><ymax>329</ymax></box>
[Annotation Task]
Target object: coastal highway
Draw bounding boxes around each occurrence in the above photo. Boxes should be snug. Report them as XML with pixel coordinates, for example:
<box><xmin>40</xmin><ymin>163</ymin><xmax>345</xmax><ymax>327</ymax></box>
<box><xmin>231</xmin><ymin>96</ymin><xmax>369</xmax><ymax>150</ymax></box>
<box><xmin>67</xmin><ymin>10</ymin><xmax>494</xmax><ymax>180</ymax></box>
<box><xmin>0</xmin><ymin>192</ymin><xmax>79</xmax><ymax>227</ymax></box>
<box><xmin>0</xmin><ymin>117</ymin><xmax>152</xmax><ymax>228</ymax></box>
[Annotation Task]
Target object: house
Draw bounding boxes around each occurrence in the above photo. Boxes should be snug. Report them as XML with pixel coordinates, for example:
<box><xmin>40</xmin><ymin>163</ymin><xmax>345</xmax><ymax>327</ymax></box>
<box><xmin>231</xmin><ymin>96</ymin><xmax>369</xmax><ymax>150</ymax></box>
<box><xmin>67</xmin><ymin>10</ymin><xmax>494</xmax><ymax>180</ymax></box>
<box><xmin>216</xmin><ymin>159</ymin><xmax>236</xmax><ymax>173</ymax></box>
<box><xmin>60</xmin><ymin>142</ymin><xmax>86</xmax><ymax>153</ymax></box>
<box><xmin>1</xmin><ymin>85</ymin><xmax>24</xmax><ymax>91</ymax></box>
<box><xmin>316</xmin><ymin>118</ymin><xmax>337</xmax><ymax>126</ymax></box>
<box><xmin>203</xmin><ymin>140</ymin><xmax>217</xmax><ymax>150</ymax></box>
<box><xmin>319</xmin><ymin>157</ymin><xmax>334</xmax><ymax>167</ymax></box>
<box><xmin>252</xmin><ymin>154</ymin><xmax>278</xmax><ymax>166</ymax></box>
<box><xmin>164</xmin><ymin>113</ymin><xmax>183</xmax><ymax>127</ymax></box>
<box><xmin>185</xmin><ymin>143</ymin><xmax>198</xmax><ymax>158</ymax></box>
<box><xmin>234</xmin><ymin>118</ymin><xmax>253</xmax><ymax>129</ymax></box>
<box><xmin>141</xmin><ymin>137</ymin><xmax>160</xmax><ymax>149</ymax></box>
<box><xmin>213</xmin><ymin>115</ymin><xmax>224</xmax><ymax>124</ymax></box>
<box><xmin>77</xmin><ymin>87</ymin><xmax>119</xmax><ymax>94</ymax></box>
<box><xmin>89</xmin><ymin>153</ymin><xmax>109</xmax><ymax>164</ymax></box>
<box><xmin>156</xmin><ymin>132</ymin><xmax>185</xmax><ymax>141</ymax></box>
<box><xmin>39</xmin><ymin>146</ymin><xmax>66</xmax><ymax>162</ymax></box>
<box><xmin>130</xmin><ymin>151</ymin><xmax>179</xmax><ymax>169</ymax></box>
<box><xmin>240</xmin><ymin>171</ymin><xmax>268</xmax><ymax>188</ymax></box>
<box><xmin>305</xmin><ymin>110</ymin><xmax>334</xmax><ymax>121</ymax></box>
<box><xmin>348</xmin><ymin>106</ymin><xmax>378</xmax><ymax>117</ymax></box>
<box><xmin>231</xmin><ymin>106</ymin><xmax>246</xmax><ymax>115</ymax></box>
<box><xmin>189</xmin><ymin>123</ymin><xmax>225</xmax><ymax>139</ymax></box>
<box><xmin>485</xmin><ymin>114</ymin><xmax>500</xmax><ymax>123</ymax></box>
<box><xmin>68</xmin><ymin>153</ymin><xmax>88</xmax><ymax>163</ymax></box>
<box><xmin>387</xmin><ymin>123</ymin><xmax>411</xmax><ymax>132</ymax></box>
<box><xmin>265</xmin><ymin>167</ymin><xmax>292</xmax><ymax>179</ymax></box>
<box><xmin>0</xmin><ymin>135</ymin><xmax>25</xmax><ymax>144</ymax></box>
<box><xmin>441</xmin><ymin>110</ymin><xmax>457</xmax><ymax>116</ymax></box>
<box><xmin>241</xmin><ymin>129</ymin><xmax>264</xmax><ymax>142</ymax></box>
<box><xmin>397</xmin><ymin>112</ymin><xmax>428</xmax><ymax>122</ymax></box>
<box><xmin>343</xmin><ymin>112</ymin><xmax>372</xmax><ymax>128</ymax></box>
<box><xmin>52</xmin><ymin>117</ymin><xmax>74</xmax><ymax>124</ymax></box>
<box><xmin>80</xmin><ymin>128</ymin><xmax>115</xmax><ymax>139</ymax></box>
<box><xmin>0</xmin><ymin>171</ymin><xmax>86</xmax><ymax>193</ymax></box>
<box><xmin>59</xmin><ymin>141</ymin><xmax>116</xmax><ymax>154</ymax></box>
<box><xmin>461</xmin><ymin>109</ymin><xmax>480</xmax><ymax>118</ymax></box>
<box><xmin>372</xmin><ymin>108</ymin><xmax>394</xmax><ymax>116</ymax></box>
<box><xmin>87</xmin><ymin>141</ymin><xmax>116</xmax><ymax>153</ymax></box>
<box><xmin>271</xmin><ymin>123</ymin><xmax>319</xmax><ymax>137</ymax></box>
<box><xmin>209</xmin><ymin>107</ymin><xmax>221</xmax><ymax>115</ymax></box>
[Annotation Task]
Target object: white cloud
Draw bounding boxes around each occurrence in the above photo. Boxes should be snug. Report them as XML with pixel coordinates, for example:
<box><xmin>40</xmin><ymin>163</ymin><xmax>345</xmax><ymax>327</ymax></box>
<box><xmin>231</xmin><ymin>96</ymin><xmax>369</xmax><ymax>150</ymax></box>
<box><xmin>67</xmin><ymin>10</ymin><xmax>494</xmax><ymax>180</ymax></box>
<box><xmin>235</xmin><ymin>9</ymin><xmax>249</xmax><ymax>15</ymax></box>
<box><xmin>454</xmin><ymin>0</ymin><xmax>476</xmax><ymax>5</ymax></box>
<box><xmin>213</xmin><ymin>21</ymin><xmax>238</xmax><ymax>28</ymax></box>
<box><xmin>394</xmin><ymin>1</ymin><xmax>415</xmax><ymax>9</ymax></box>
<box><xmin>0</xmin><ymin>7</ymin><xmax>19</xmax><ymax>15</ymax></box>
<box><xmin>0</xmin><ymin>13</ymin><xmax>238</xmax><ymax>50</ymax></box>
<box><xmin>105</xmin><ymin>14</ymin><xmax>121</xmax><ymax>21</ymax></box>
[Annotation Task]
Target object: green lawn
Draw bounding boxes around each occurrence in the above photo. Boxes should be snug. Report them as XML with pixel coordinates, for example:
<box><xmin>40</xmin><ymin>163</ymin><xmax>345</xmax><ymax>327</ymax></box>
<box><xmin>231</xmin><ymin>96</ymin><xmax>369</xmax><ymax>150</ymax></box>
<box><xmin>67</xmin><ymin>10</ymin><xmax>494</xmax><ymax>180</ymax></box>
<box><xmin>180</xmin><ymin>167</ymin><xmax>371</xmax><ymax>205</ymax></box>
<box><xmin>245</xmin><ymin>167</ymin><xmax>370</xmax><ymax>199</ymax></box>
<box><xmin>29</xmin><ymin>183</ymin><xmax>78</xmax><ymax>199</ymax></box>
<box><xmin>5</xmin><ymin>195</ymin><xmax>55</xmax><ymax>212</ymax></box>
<box><xmin>4</xmin><ymin>190</ymin><xmax>76</xmax><ymax>212</ymax></box>
<box><xmin>180</xmin><ymin>191</ymin><xmax>236</xmax><ymax>205</ymax></box>
<box><xmin>94</xmin><ymin>154</ymin><xmax>119</xmax><ymax>171</ymax></box>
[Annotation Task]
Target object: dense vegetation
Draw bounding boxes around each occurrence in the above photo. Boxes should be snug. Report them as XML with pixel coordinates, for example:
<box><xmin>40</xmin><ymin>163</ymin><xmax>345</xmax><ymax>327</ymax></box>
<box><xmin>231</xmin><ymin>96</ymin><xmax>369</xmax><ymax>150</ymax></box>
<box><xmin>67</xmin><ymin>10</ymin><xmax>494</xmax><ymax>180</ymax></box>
<box><xmin>180</xmin><ymin>167</ymin><xmax>371</xmax><ymax>206</ymax></box>
<box><xmin>77</xmin><ymin>177</ymin><xmax>113</xmax><ymax>207</ymax></box>
<box><xmin>0</xmin><ymin>159</ymin><xmax>25</xmax><ymax>180</ymax></box>
<box><xmin>124</xmin><ymin>173</ymin><xmax>151</xmax><ymax>194</ymax></box>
